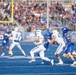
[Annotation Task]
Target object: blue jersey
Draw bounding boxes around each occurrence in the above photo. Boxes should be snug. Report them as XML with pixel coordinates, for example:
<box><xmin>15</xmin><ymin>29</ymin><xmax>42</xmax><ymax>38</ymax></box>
<box><xmin>44</xmin><ymin>34</ymin><xmax>52</xmax><ymax>50</ymax></box>
<box><xmin>3</xmin><ymin>32</ymin><xmax>11</xmax><ymax>42</ymax></box>
<box><xmin>63</xmin><ymin>33</ymin><xmax>73</xmax><ymax>54</ymax></box>
<box><xmin>2</xmin><ymin>31</ymin><xmax>11</xmax><ymax>46</ymax></box>
<box><xmin>63</xmin><ymin>33</ymin><xmax>72</xmax><ymax>46</ymax></box>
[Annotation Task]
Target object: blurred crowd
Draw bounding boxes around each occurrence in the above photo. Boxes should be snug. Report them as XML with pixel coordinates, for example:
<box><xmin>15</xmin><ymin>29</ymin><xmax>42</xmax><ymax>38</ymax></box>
<box><xmin>0</xmin><ymin>2</ymin><xmax>11</xmax><ymax>21</ymax></box>
<box><xmin>14</xmin><ymin>1</ymin><xmax>76</xmax><ymax>30</ymax></box>
<box><xmin>14</xmin><ymin>2</ymin><xmax>47</xmax><ymax>31</ymax></box>
<box><xmin>0</xmin><ymin>1</ymin><xmax>76</xmax><ymax>31</ymax></box>
<box><xmin>0</xmin><ymin>22</ymin><xmax>17</xmax><ymax>31</ymax></box>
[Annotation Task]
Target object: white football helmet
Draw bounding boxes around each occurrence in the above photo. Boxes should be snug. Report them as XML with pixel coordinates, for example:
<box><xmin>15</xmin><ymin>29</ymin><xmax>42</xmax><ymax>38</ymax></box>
<box><xmin>14</xmin><ymin>27</ymin><xmax>19</xmax><ymax>31</ymax></box>
<box><xmin>35</xmin><ymin>30</ymin><xmax>42</xmax><ymax>36</ymax></box>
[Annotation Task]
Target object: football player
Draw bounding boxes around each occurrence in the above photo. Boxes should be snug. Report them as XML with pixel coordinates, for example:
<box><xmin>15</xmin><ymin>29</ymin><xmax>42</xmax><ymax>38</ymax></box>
<box><xmin>62</xmin><ymin>27</ymin><xmax>76</xmax><ymax>66</ymax></box>
<box><xmin>28</xmin><ymin>29</ymin><xmax>54</xmax><ymax>65</ymax></box>
<box><xmin>9</xmin><ymin>27</ymin><xmax>27</xmax><ymax>57</ymax></box>
<box><xmin>1</xmin><ymin>28</ymin><xmax>11</xmax><ymax>56</ymax></box>
<box><xmin>48</xmin><ymin>30</ymin><xmax>65</xmax><ymax>65</ymax></box>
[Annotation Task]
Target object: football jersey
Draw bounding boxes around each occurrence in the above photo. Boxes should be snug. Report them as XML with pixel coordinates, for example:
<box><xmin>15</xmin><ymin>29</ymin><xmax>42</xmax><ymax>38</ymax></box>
<box><xmin>63</xmin><ymin>33</ymin><xmax>72</xmax><ymax>46</ymax></box>
<box><xmin>11</xmin><ymin>31</ymin><xmax>21</xmax><ymax>42</ymax></box>
<box><xmin>3</xmin><ymin>32</ymin><xmax>11</xmax><ymax>42</ymax></box>
<box><xmin>44</xmin><ymin>34</ymin><xmax>52</xmax><ymax>50</ymax></box>
<box><xmin>52</xmin><ymin>32</ymin><xmax>65</xmax><ymax>45</ymax></box>
<box><xmin>34</xmin><ymin>34</ymin><xmax>44</xmax><ymax>45</ymax></box>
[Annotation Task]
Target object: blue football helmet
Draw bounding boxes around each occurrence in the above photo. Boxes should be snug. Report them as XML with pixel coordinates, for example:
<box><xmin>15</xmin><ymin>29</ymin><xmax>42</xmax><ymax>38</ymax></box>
<box><xmin>46</xmin><ymin>32</ymin><xmax>52</xmax><ymax>36</ymax></box>
<box><xmin>62</xmin><ymin>27</ymin><xmax>68</xmax><ymax>33</ymax></box>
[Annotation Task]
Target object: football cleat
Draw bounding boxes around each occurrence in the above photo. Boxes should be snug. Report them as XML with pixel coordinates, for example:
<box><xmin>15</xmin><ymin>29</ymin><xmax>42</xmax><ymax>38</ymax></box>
<box><xmin>71</xmin><ymin>61</ymin><xmax>76</xmax><ymax>66</ymax></box>
<box><xmin>29</xmin><ymin>60</ymin><xmax>35</xmax><ymax>63</ymax></box>
<box><xmin>56</xmin><ymin>61</ymin><xmax>63</xmax><ymax>65</ymax></box>
<box><xmin>10</xmin><ymin>54</ymin><xmax>14</xmax><ymax>57</ymax></box>
<box><xmin>72</xmin><ymin>51</ymin><xmax>76</xmax><ymax>56</ymax></box>
<box><xmin>24</xmin><ymin>55</ymin><xmax>28</xmax><ymax>57</ymax></box>
<box><xmin>1</xmin><ymin>53</ymin><xmax>5</xmax><ymax>56</ymax></box>
<box><xmin>51</xmin><ymin>59</ymin><xmax>54</xmax><ymax>65</ymax></box>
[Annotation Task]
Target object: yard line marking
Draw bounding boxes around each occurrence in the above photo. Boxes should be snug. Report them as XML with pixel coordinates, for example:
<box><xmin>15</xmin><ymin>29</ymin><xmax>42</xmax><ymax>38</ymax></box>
<box><xmin>0</xmin><ymin>64</ymin><xmax>72</xmax><ymax>68</ymax></box>
<box><xmin>71</xmin><ymin>65</ymin><xmax>76</xmax><ymax>67</ymax></box>
<box><xmin>0</xmin><ymin>56</ymin><xmax>39</xmax><ymax>59</ymax></box>
<box><xmin>0</xmin><ymin>56</ymin><xmax>55</xmax><ymax>59</ymax></box>
<box><xmin>0</xmin><ymin>72</ymin><xmax>76</xmax><ymax>75</ymax></box>
<box><xmin>0</xmin><ymin>66</ymin><xmax>55</xmax><ymax>68</ymax></box>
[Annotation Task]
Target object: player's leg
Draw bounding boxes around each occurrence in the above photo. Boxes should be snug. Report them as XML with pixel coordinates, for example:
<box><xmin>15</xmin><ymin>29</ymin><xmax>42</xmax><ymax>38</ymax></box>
<box><xmin>1</xmin><ymin>42</ymin><xmax>5</xmax><ymax>56</ymax></box>
<box><xmin>1</xmin><ymin>46</ymin><xmax>5</xmax><ymax>56</ymax></box>
<box><xmin>6</xmin><ymin>41</ymin><xmax>10</xmax><ymax>54</ymax></box>
<box><xmin>9</xmin><ymin>42</ymin><xmax>15</xmax><ymax>56</ymax></box>
<box><xmin>16</xmin><ymin>43</ymin><xmax>27</xmax><ymax>56</ymax></box>
<box><xmin>55</xmin><ymin>44</ymin><xmax>64</xmax><ymax>65</ymax></box>
<box><xmin>68</xmin><ymin>52</ymin><xmax>75</xmax><ymax>60</ymax></box>
<box><xmin>67</xmin><ymin>46</ymin><xmax>76</xmax><ymax>66</ymax></box>
<box><xmin>68</xmin><ymin>52</ymin><xmax>76</xmax><ymax>66</ymax></box>
<box><xmin>29</xmin><ymin>46</ymin><xmax>41</xmax><ymax>63</ymax></box>
<box><xmin>6</xmin><ymin>46</ymin><xmax>9</xmax><ymax>51</ymax></box>
<box><xmin>63</xmin><ymin>53</ymin><xmax>69</xmax><ymax>58</ymax></box>
<box><xmin>63</xmin><ymin>48</ymin><xmax>69</xmax><ymax>58</ymax></box>
<box><xmin>39</xmin><ymin>50</ymin><xmax>54</xmax><ymax>65</ymax></box>
<box><xmin>6</xmin><ymin>46</ymin><xmax>10</xmax><ymax>54</ymax></box>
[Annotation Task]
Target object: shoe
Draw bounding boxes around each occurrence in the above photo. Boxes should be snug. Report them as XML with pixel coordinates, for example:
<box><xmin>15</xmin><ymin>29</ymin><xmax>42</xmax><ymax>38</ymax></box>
<box><xmin>9</xmin><ymin>51</ymin><xmax>13</xmax><ymax>55</ymax></box>
<box><xmin>71</xmin><ymin>61</ymin><xmax>76</xmax><ymax>66</ymax></box>
<box><xmin>9</xmin><ymin>51</ymin><xmax>11</xmax><ymax>54</ymax></box>
<box><xmin>56</xmin><ymin>61</ymin><xmax>63</xmax><ymax>65</ymax></box>
<box><xmin>10</xmin><ymin>54</ymin><xmax>14</xmax><ymax>57</ymax></box>
<box><xmin>8</xmin><ymin>51</ymin><xmax>10</xmax><ymax>54</ymax></box>
<box><xmin>51</xmin><ymin>59</ymin><xmax>54</xmax><ymax>65</ymax></box>
<box><xmin>29</xmin><ymin>60</ymin><xmax>35</xmax><ymax>63</ymax></box>
<box><xmin>72</xmin><ymin>51</ymin><xmax>76</xmax><ymax>56</ymax></box>
<box><xmin>24</xmin><ymin>55</ymin><xmax>28</xmax><ymax>57</ymax></box>
<box><xmin>1</xmin><ymin>53</ymin><xmax>5</xmax><ymax>56</ymax></box>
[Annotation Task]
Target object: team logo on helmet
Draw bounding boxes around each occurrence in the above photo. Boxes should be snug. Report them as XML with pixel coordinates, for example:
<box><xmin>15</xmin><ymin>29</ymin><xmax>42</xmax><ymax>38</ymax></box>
<box><xmin>62</xmin><ymin>27</ymin><xmax>68</xmax><ymax>33</ymax></box>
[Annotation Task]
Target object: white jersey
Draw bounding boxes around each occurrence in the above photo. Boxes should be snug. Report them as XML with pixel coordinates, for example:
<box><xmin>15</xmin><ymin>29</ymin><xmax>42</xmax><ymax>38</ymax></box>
<box><xmin>34</xmin><ymin>34</ymin><xmax>44</xmax><ymax>45</ymax></box>
<box><xmin>11</xmin><ymin>31</ymin><xmax>21</xmax><ymax>42</ymax></box>
<box><xmin>52</xmin><ymin>33</ymin><xmax>65</xmax><ymax>45</ymax></box>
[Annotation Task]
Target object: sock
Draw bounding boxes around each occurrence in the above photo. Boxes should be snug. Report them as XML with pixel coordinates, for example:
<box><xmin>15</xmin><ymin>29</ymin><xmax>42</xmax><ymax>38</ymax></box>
<box><xmin>59</xmin><ymin>59</ymin><xmax>63</xmax><ymax>62</ymax></box>
<box><xmin>21</xmin><ymin>50</ymin><xmax>26</xmax><ymax>55</ymax></box>
<box><xmin>10</xmin><ymin>51</ymin><xmax>13</xmax><ymax>55</ymax></box>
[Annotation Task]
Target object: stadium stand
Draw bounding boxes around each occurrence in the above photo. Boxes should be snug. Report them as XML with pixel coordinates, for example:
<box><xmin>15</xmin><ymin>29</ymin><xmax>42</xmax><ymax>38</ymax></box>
<box><xmin>0</xmin><ymin>0</ymin><xmax>76</xmax><ymax>31</ymax></box>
